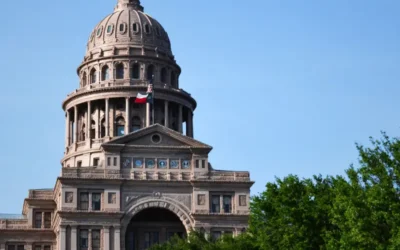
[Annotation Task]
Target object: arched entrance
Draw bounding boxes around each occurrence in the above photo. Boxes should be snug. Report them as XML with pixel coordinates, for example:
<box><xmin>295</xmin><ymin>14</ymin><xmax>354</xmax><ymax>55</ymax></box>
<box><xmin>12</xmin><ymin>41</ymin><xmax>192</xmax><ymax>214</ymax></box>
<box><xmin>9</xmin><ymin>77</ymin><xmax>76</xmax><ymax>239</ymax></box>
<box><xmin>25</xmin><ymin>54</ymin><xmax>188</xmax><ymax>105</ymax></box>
<box><xmin>125</xmin><ymin>208</ymin><xmax>186</xmax><ymax>249</ymax></box>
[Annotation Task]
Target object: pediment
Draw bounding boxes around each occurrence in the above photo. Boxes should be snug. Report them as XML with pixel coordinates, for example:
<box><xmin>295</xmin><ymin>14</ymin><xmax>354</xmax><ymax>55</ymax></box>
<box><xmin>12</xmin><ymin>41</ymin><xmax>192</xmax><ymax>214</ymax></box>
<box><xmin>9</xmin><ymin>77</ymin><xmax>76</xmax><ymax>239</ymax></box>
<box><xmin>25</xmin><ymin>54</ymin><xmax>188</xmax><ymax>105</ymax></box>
<box><xmin>102</xmin><ymin>124</ymin><xmax>212</xmax><ymax>152</ymax></box>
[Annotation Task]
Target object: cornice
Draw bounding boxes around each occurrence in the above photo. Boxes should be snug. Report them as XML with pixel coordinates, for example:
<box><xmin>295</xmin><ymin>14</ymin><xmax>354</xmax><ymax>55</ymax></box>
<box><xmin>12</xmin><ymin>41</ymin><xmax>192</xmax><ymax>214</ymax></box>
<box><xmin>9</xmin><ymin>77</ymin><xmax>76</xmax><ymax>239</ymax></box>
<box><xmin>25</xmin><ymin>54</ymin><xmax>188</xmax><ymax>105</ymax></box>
<box><xmin>62</xmin><ymin>85</ymin><xmax>197</xmax><ymax>111</ymax></box>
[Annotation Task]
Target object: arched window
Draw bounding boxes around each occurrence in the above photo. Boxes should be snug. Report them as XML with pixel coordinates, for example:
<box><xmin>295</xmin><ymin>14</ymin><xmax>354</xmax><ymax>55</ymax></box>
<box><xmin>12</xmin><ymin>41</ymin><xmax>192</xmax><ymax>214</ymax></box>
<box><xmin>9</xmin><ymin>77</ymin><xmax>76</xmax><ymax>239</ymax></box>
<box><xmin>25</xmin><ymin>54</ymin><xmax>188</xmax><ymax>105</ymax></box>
<box><xmin>82</xmin><ymin>72</ymin><xmax>87</xmax><ymax>87</ymax></box>
<box><xmin>131</xmin><ymin>64</ymin><xmax>140</xmax><ymax>79</ymax></box>
<box><xmin>147</xmin><ymin>65</ymin><xmax>154</xmax><ymax>81</ymax></box>
<box><xmin>170</xmin><ymin>72</ymin><xmax>176</xmax><ymax>87</ymax></box>
<box><xmin>115</xmin><ymin>117</ymin><xmax>125</xmax><ymax>136</ymax></box>
<box><xmin>90</xmin><ymin>120</ymin><xmax>96</xmax><ymax>139</ymax></box>
<box><xmin>116</xmin><ymin>64</ymin><xmax>124</xmax><ymax>79</ymax></box>
<box><xmin>161</xmin><ymin>68</ymin><xmax>167</xmax><ymax>83</ymax></box>
<box><xmin>132</xmin><ymin>116</ymin><xmax>141</xmax><ymax>132</ymax></box>
<box><xmin>90</xmin><ymin>69</ymin><xmax>97</xmax><ymax>84</ymax></box>
<box><xmin>100</xmin><ymin>118</ymin><xmax>105</xmax><ymax>138</ymax></box>
<box><xmin>101</xmin><ymin>66</ymin><xmax>110</xmax><ymax>81</ymax></box>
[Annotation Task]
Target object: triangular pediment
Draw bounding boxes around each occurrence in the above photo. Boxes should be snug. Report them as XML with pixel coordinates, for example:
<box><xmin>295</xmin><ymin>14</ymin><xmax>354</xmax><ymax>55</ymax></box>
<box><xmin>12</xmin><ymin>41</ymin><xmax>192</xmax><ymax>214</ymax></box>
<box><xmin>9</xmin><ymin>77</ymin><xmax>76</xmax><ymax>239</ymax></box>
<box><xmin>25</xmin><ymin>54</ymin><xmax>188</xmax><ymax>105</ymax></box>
<box><xmin>102</xmin><ymin>124</ymin><xmax>212</xmax><ymax>152</ymax></box>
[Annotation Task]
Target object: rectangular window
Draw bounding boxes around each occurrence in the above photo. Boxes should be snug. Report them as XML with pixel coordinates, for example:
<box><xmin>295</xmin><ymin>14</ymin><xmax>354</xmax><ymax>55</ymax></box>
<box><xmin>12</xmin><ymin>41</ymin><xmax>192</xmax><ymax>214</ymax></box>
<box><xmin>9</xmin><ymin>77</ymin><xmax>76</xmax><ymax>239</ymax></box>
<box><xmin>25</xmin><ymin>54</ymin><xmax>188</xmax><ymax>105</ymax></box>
<box><xmin>7</xmin><ymin>246</ymin><xmax>15</xmax><ymax>250</ymax></box>
<box><xmin>113</xmin><ymin>157</ymin><xmax>117</xmax><ymax>166</ymax></box>
<box><xmin>79</xmin><ymin>192</ymin><xmax>89</xmax><ymax>210</ymax></box>
<box><xmin>80</xmin><ymin>230</ymin><xmax>89</xmax><ymax>250</ymax></box>
<box><xmin>93</xmin><ymin>158</ymin><xmax>99</xmax><ymax>167</ymax></box>
<box><xmin>223</xmin><ymin>195</ymin><xmax>232</xmax><ymax>213</ymax></box>
<box><xmin>195</xmin><ymin>160</ymin><xmax>199</xmax><ymax>168</ymax></box>
<box><xmin>201</xmin><ymin>160</ymin><xmax>205</xmax><ymax>168</ymax></box>
<box><xmin>17</xmin><ymin>246</ymin><xmax>24</xmax><ymax>250</ymax></box>
<box><xmin>77</xmin><ymin>161</ymin><xmax>82</xmax><ymax>167</ymax></box>
<box><xmin>35</xmin><ymin>212</ymin><xmax>42</xmax><ymax>228</ymax></box>
<box><xmin>107</xmin><ymin>157</ymin><xmax>111</xmax><ymax>166</ymax></box>
<box><xmin>211</xmin><ymin>195</ymin><xmax>220</xmax><ymax>213</ymax></box>
<box><xmin>92</xmin><ymin>230</ymin><xmax>101</xmax><ymax>250</ymax></box>
<box><xmin>92</xmin><ymin>193</ymin><xmax>101</xmax><ymax>211</ymax></box>
<box><xmin>44</xmin><ymin>212</ymin><xmax>51</xmax><ymax>228</ymax></box>
<box><xmin>44</xmin><ymin>246</ymin><xmax>51</xmax><ymax>250</ymax></box>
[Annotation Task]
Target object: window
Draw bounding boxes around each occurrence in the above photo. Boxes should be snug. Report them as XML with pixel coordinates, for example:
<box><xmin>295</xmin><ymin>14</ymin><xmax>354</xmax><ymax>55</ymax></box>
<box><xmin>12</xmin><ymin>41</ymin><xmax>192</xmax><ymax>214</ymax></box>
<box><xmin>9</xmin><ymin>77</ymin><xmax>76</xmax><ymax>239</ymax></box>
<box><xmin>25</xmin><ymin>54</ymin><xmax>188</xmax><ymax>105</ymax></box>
<box><xmin>116</xmin><ymin>63</ymin><xmax>124</xmax><ymax>79</ymax></box>
<box><xmin>44</xmin><ymin>212</ymin><xmax>51</xmax><ymax>228</ymax></box>
<box><xmin>92</xmin><ymin>230</ymin><xmax>101</xmax><ymax>250</ymax></box>
<box><xmin>144</xmin><ymin>232</ymin><xmax>159</xmax><ymax>248</ymax></box>
<box><xmin>93</xmin><ymin>158</ymin><xmax>99</xmax><ymax>167</ymax></box>
<box><xmin>147</xmin><ymin>65</ymin><xmax>154</xmax><ymax>81</ymax></box>
<box><xmin>101</xmin><ymin>66</ymin><xmax>110</xmax><ymax>81</ymax></box>
<box><xmin>116</xmin><ymin>117</ymin><xmax>125</xmax><ymax>136</ymax></box>
<box><xmin>119</xmin><ymin>23</ymin><xmax>126</xmax><ymax>33</ymax></box>
<box><xmin>161</xmin><ymin>68</ymin><xmax>167</xmax><ymax>83</ymax></box>
<box><xmin>108</xmin><ymin>192</ymin><xmax>116</xmax><ymax>204</ymax></box>
<box><xmin>90</xmin><ymin>69</ymin><xmax>97</xmax><ymax>84</ymax></box>
<box><xmin>211</xmin><ymin>195</ymin><xmax>220</xmax><ymax>213</ymax></box>
<box><xmin>77</xmin><ymin>161</ymin><xmax>82</xmax><ymax>167</ymax></box>
<box><xmin>17</xmin><ymin>246</ymin><xmax>24</xmax><ymax>250</ymax></box>
<box><xmin>79</xmin><ymin>192</ymin><xmax>89</xmax><ymax>210</ymax></box>
<box><xmin>113</xmin><ymin>157</ymin><xmax>117</xmax><ymax>166</ymax></box>
<box><xmin>223</xmin><ymin>195</ymin><xmax>232</xmax><ymax>213</ymax></box>
<box><xmin>35</xmin><ymin>212</ymin><xmax>42</xmax><ymax>228</ymax></box>
<box><xmin>44</xmin><ymin>246</ymin><xmax>51</xmax><ymax>250</ymax></box>
<box><xmin>92</xmin><ymin>193</ymin><xmax>101</xmax><ymax>211</ymax></box>
<box><xmin>7</xmin><ymin>246</ymin><xmax>15</xmax><ymax>250</ymax></box>
<box><xmin>132</xmin><ymin>116</ymin><xmax>141</xmax><ymax>131</ymax></box>
<box><xmin>82</xmin><ymin>72</ymin><xmax>87</xmax><ymax>86</ymax></box>
<box><xmin>133</xmin><ymin>23</ymin><xmax>139</xmax><ymax>33</ymax></box>
<box><xmin>80</xmin><ymin>230</ymin><xmax>89</xmax><ymax>250</ymax></box>
<box><xmin>106</xmin><ymin>24</ymin><xmax>113</xmax><ymax>34</ymax></box>
<box><xmin>96</xmin><ymin>27</ymin><xmax>102</xmax><ymax>37</ymax></box>
<box><xmin>34</xmin><ymin>246</ymin><xmax>41</xmax><ymax>250</ymax></box>
<box><xmin>195</xmin><ymin>160</ymin><xmax>199</xmax><ymax>169</ymax></box>
<box><xmin>171</xmin><ymin>72</ymin><xmax>176</xmax><ymax>87</ymax></box>
<box><xmin>201</xmin><ymin>160</ymin><xmax>205</xmax><ymax>169</ymax></box>
<box><xmin>211</xmin><ymin>231</ymin><xmax>222</xmax><ymax>241</ymax></box>
<box><xmin>144</xmin><ymin>24</ymin><xmax>150</xmax><ymax>34</ymax></box>
<box><xmin>131</xmin><ymin>64</ymin><xmax>140</xmax><ymax>79</ymax></box>
<box><xmin>107</xmin><ymin>157</ymin><xmax>111</xmax><ymax>166</ymax></box>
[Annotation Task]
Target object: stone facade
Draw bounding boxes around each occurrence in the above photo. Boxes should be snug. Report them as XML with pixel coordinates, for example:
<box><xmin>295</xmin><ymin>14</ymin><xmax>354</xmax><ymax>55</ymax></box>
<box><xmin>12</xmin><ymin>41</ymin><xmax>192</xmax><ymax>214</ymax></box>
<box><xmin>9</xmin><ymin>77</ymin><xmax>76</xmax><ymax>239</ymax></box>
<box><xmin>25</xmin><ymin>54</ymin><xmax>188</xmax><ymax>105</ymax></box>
<box><xmin>0</xmin><ymin>0</ymin><xmax>254</xmax><ymax>249</ymax></box>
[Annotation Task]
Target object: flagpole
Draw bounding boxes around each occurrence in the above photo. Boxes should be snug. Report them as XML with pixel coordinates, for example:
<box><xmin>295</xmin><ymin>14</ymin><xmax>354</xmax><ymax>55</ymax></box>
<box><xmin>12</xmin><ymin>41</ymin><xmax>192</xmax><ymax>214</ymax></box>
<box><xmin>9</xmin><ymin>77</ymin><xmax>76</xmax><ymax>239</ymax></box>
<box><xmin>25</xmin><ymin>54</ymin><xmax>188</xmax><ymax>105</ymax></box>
<box><xmin>151</xmin><ymin>75</ymin><xmax>155</xmax><ymax>125</ymax></box>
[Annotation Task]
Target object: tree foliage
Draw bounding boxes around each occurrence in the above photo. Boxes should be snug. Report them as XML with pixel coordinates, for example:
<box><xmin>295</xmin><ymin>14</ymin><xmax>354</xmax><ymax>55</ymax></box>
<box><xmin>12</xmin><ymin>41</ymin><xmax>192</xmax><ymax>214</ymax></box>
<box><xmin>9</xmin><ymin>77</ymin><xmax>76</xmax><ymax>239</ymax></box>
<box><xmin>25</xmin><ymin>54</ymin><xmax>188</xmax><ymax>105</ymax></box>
<box><xmin>151</xmin><ymin>132</ymin><xmax>400</xmax><ymax>250</ymax></box>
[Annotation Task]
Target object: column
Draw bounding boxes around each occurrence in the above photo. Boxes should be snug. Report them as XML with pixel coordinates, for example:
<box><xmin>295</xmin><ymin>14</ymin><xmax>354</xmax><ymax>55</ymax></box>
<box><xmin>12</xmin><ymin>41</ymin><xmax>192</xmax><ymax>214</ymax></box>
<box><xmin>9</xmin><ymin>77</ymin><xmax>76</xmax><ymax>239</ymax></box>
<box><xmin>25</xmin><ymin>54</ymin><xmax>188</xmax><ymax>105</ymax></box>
<box><xmin>87</xmin><ymin>101</ymin><xmax>91</xmax><ymax>139</ymax></box>
<box><xmin>0</xmin><ymin>243</ymin><xmax>5</xmax><ymax>250</ymax></box>
<box><xmin>187</xmin><ymin>110</ymin><xmax>193</xmax><ymax>138</ymax></box>
<box><xmin>65</xmin><ymin>111</ymin><xmax>70</xmax><ymax>147</ymax></box>
<box><xmin>71</xmin><ymin>226</ymin><xmax>77</xmax><ymax>250</ymax></box>
<box><xmin>125</xmin><ymin>97</ymin><xmax>130</xmax><ymax>135</ymax></box>
<box><xmin>164</xmin><ymin>101</ymin><xmax>169</xmax><ymax>128</ymax></box>
<box><xmin>105</xmin><ymin>99</ymin><xmax>110</xmax><ymax>137</ymax></box>
<box><xmin>41</xmin><ymin>212</ymin><xmax>45</xmax><ymax>229</ymax></box>
<box><xmin>146</xmin><ymin>103</ymin><xmax>151</xmax><ymax>127</ymax></box>
<box><xmin>178</xmin><ymin>105</ymin><xmax>183</xmax><ymax>133</ymax></box>
<box><xmin>59</xmin><ymin>226</ymin><xmax>66</xmax><ymax>250</ymax></box>
<box><xmin>88</xmin><ymin>229</ymin><xmax>92</xmax><ymax>250</ymax></box>
<box><xmin>96</xmin><ymin>105</ymin><xmax>100</xmax><ymax>139</ymax></box>
<box><xmin>114</xmin><ymin>226</ymin><xmax>121</xmax><ymax>250</ymax></box>
<box><xmin>74</xmin><ymin>106</ymin><xmax>78</xmax><ymax>143</ymax></box>
<box><xmin>103</xmin><ymin>227</ymin><xmax>110</xmax><ymax>250</ymax></box>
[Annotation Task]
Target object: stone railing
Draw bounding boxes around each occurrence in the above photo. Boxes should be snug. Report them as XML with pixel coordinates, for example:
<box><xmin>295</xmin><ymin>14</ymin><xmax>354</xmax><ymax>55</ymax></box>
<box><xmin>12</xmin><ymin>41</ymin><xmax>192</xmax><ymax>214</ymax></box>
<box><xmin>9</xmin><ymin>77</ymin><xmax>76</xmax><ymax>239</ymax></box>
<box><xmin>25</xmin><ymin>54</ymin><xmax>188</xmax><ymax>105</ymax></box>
<box><xmin>0</xmin><ymin>219</ymin><xmax>29</xmax><ymax>229</ymax></box>
<box><xmin>29</xmin><ymin>189</ymin><xmax>53</xmax><ymax>199</ymax></box>
<box><xmin>61</xmin><ymin>168</ymin><xmax>251</xmax><ymax>182</ymax></box>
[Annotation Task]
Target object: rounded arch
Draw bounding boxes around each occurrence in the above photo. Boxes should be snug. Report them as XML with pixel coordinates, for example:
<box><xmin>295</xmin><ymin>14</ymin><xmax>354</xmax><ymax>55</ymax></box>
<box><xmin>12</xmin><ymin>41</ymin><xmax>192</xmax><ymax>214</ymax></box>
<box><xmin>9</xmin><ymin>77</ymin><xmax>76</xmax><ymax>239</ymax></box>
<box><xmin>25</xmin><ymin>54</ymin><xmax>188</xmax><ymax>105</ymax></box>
<box><xmin>101</xmin><ymin>65</ymin><xmax>110</xmax><ymax>81</ymax></box>
<box><xmin>121</xmin><ymin>197</ymin><xmax>194</xmax><ymax>242</ymax></box>
<box><xmin>115</xmin><ymin>63</ymin><xmax>125</xmax><ymax>79</ymax></box>
<box><xmin>90</xmin><ymin>68</ymin><xmax>97</xmax><ymax>84</ymax></box>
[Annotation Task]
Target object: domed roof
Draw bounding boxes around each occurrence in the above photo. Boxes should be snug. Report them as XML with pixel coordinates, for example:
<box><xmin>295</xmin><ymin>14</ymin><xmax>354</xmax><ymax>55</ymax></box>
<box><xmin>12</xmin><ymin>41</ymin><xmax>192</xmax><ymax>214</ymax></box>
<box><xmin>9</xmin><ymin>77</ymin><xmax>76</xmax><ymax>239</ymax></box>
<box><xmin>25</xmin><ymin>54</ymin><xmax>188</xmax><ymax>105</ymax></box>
<box><xmin>86</xmin><ymin>0</ymin><xmax>172</xmax><ymax>57</ymax></box>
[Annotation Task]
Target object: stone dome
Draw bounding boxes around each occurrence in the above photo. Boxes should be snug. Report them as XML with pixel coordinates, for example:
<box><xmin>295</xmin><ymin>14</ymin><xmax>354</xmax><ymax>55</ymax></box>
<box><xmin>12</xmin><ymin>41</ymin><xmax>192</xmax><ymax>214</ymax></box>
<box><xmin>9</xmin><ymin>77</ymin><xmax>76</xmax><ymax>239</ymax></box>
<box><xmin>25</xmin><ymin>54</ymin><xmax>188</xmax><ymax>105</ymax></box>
<box><xmin>86</xmin><ymin>0</ymin><xmax>172</xmax><ymax>57</ymax></box>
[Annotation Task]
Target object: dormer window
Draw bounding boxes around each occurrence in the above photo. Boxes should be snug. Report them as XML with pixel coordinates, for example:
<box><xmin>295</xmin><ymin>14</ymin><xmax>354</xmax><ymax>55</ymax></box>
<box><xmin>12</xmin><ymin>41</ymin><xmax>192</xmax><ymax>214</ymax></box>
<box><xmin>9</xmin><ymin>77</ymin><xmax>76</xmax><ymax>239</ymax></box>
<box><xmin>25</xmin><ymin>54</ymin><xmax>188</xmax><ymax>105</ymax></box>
<box><xmin>133</xmin><ymin>23</ymin><xmax>140</xmax><ymax>33</ymax></box>
<box><xmin>119</xmin><ymin>23</ymin><xmax>127</xmax><ymax>34</ymax></box>
<box><xmin>106</xmin><ymin>24</ymin><xmax>114</xmax><ymax>35</ymax></box>
<box><xmin>96</xmin><ymin>26</ymin><xmax>103</xmax><ymax>37</ymax></box>
<box><xmin>144</xmin><ymin>24</ymin><xmax>151</xmax><ymax>34</ymax></box>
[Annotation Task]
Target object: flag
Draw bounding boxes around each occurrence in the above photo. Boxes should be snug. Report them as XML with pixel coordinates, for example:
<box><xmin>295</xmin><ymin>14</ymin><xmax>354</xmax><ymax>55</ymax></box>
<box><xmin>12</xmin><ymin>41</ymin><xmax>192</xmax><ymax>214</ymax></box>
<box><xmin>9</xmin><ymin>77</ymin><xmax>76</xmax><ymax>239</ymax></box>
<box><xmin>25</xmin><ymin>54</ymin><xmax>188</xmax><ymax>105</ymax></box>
<box><xmin>134</xmin><ymin>92</ymin><xmax>153</xmax><ymax>104</ymax></box>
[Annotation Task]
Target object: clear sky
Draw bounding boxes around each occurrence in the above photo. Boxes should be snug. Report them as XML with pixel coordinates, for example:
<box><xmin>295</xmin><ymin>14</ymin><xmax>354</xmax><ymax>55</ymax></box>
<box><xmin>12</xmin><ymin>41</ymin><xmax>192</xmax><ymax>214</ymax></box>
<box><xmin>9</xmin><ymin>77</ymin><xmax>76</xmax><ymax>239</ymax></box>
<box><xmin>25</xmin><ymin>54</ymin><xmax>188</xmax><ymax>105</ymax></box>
<box><xmin>0</xmin><ymin>0</ymin><xmax>399</xmax><ymax>213</ymax></box>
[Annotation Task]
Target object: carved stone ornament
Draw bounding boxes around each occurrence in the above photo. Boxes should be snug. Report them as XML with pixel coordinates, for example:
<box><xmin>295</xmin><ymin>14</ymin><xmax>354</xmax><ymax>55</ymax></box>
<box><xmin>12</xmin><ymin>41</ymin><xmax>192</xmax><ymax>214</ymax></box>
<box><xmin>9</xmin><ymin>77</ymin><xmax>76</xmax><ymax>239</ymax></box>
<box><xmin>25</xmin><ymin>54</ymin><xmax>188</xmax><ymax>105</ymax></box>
<box><xmin>239</xmin><ymin>195</ymin><xmax>247</xmax><ymax>206</ymax></box>
<box><xmin>198</xmin><ymin>194</ymin><xmax>206</xmax><ymax>206</ymax></box>
<box><xmin>65</xmin><ymin>192</ymin><xmax>74</xmax><ymax>203</ymax></box>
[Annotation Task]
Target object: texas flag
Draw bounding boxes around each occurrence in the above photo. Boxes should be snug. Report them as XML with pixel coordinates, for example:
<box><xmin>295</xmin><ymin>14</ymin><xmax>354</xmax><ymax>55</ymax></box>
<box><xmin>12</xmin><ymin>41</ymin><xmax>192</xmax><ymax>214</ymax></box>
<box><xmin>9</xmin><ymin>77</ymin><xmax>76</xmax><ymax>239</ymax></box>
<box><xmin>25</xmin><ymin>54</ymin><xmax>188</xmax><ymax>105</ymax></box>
<box><xmin>134</xmin><ymin>84</ymin><xmax>153</xmax><ymax>104</ymax></box>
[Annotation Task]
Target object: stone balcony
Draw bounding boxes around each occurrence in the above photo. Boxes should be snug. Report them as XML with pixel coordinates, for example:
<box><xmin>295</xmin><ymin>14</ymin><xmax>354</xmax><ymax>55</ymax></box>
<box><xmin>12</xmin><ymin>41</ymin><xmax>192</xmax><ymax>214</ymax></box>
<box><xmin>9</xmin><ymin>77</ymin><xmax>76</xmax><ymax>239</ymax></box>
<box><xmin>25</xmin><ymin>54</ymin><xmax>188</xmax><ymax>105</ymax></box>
<box><xmin>61</xmin><ymin>168</ymin><xmax>251</xmax><ymax>182</ymax></box>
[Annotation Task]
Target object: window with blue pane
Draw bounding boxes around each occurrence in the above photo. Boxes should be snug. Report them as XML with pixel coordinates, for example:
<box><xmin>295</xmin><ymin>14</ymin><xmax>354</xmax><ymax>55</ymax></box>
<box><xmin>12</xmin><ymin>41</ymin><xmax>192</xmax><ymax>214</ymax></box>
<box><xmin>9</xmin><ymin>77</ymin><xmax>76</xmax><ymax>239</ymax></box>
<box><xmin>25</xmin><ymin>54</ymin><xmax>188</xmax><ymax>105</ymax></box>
<box><xmin>101</xmin><ymin>66</ymin><xmax>110</xmax><ymax>81</ymax></box>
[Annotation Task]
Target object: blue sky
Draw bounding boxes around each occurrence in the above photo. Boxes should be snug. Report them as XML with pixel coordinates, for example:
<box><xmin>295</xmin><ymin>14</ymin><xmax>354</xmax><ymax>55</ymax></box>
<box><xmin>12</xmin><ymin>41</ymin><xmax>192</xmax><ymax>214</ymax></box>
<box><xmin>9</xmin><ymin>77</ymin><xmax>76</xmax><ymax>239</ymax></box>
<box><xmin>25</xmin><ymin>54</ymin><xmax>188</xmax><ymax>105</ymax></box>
<box><xmin>0</xmin><ymin>0</ymin><xmax>399</xmax><ymax>213</ymax></box>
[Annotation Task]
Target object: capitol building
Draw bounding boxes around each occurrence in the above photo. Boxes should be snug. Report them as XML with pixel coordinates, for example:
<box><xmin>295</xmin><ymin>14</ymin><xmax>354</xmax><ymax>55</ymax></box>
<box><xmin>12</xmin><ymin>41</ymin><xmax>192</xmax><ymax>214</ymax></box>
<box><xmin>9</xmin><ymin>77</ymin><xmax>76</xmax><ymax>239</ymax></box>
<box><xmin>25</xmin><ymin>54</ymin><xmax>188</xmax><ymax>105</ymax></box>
<box><xmin>0</xmin><ymin>0</ymin><xmax>254</xmax><ymax>249</ymax></box>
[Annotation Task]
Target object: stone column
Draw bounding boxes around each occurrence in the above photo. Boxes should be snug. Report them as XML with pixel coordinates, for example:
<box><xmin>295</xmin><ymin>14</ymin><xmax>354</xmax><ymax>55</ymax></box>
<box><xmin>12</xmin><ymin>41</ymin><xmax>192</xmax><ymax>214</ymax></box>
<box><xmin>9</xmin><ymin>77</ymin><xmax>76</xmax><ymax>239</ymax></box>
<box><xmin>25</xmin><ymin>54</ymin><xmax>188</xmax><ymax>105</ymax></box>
<box><xmin>146</xmin><ymin>103</ymin><xmax>151</xmax><ymax>127</ymax></box>
<box><xmin>74</xmin><ymin>106</ymin><xmax>78</xmax><ymax>143</ymax></box>
<box><xmin>125</xmin><ymin>97</ymin><xmax>130</xmax><ymax>135</ymax></box>
<box><xmin>65</xmin><ymin>110</ymin><xmax>70</xmax><ymax>147</ymax></box>
<box><xmin>187</xmin><ymin>110</ymin><xmax>193</xmax><ymax>138</ymax></box>
<box><xmin>105</xmin><ymin>98</ymin><xmax>110</xmax><ymax>137</ymax></box>
<box><xmin>96</xmin><ymin>105</ymin><xmax>100</xmax><ymax>139</ymax></box>
<box><xmin>41</xmin><ymin>212</ymin><xmax>45</xmax><ymax>229</ymax></box>
<box><xmin>87</xmin><ymin>101</ymin><xmax>91</xmax><ymax>139</ymax></box>
<box><xmin>71</xmin><ymin>226</ymin><xmax>77</xmax><ymax>250</ymax></box>
<box><xmin>164</xmin><ymin>101</ymin><xmax>169</xmax><ymax>128</ymax></box>
<box><xmin>114</xmin><ymin>226</ymin><xmax>121</xmax><ymax>250</ymax></box>
<box><xmin>178</xmin><ymin>105</ymin><xmax>183</xmax><ymax>133</ymax></box>
<box><xmin>88</xmin><ymin>229</ymin><xmax>92</xmax><ymax>250</ymax></box>
<box><xmin>0</xmin><ymin>243</ymin><xmax>6</xmax><ymax>250</ymax></box>
<box><xmin>60</xmin><ymin>226</ymin><xmax>66</xmax><ymax>250</ymax></box>
<box><xmin>103</xmin><ymin>227</ymin><xmax>110</xmax><ymax>250</ymax></box>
